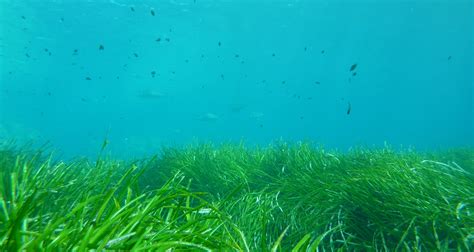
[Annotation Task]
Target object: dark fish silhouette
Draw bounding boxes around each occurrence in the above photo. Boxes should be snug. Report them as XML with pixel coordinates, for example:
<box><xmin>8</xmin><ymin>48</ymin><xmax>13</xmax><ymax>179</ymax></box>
<box><xmin>347</xmin><ymin>102</ymin><xmax>352</xmax><ymax>115</ymax></box>
<box><xmin>350</xmin><ymin>63</ymin><xmax>357</xmax><ymax>72</ymax></box>
<box><xmin>130</xmin><ymin>7</ymin><xmax>135</xmax><ymax>12</ymax></box>
<box><xmin>151</xmin><ymin>9</ymin><xmax>155</xmax><ymax>16</ymax></box>
<box><xmin>85</xmin><ymin>77</ymin><xmax>92</xmax><ymax>80</ymax></box>
<box><xmin>99</xmin><ymin>44</ymin><xmax>104</xmax><ymax>50</ymax></box>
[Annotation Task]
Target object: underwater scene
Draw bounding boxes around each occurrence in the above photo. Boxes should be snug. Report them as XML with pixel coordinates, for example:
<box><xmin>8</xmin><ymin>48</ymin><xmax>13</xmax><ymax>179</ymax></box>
<box><xmin>0</xmin><ymin>0</ymin><xmax>473</xmax><ymax>250</ymax></box>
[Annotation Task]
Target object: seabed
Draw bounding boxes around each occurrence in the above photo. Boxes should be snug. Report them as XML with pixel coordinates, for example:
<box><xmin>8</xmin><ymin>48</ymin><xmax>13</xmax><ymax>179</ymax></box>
<box><xmin>0</xmin><ymin>142</ymin><xmax>472</xmax><ymax>251</ymax></box>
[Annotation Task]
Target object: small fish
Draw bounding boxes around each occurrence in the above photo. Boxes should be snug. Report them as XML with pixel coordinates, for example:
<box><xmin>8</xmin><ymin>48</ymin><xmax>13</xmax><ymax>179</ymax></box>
<box><xmin>314</xmin><ymin>81</ymin><xmax>320</xmax><ymax>85</ymax></box>
<box><xmin>133</xmin><ymin>53</ymin><xmax>138</xmax><ymax>57</ymax></box>
<box><xmin>250</xmin><ymin>112</ymin><xmax>264</xmax><ymax>119</ymax></box>
<box><xmin>352</xmin><ymin>72</ymin><xmax>357</xmax><ymax>76</ymax></box>
<box><xmin>85</xmin><ymin>77</ymin><xmax>92</xmax><ymax>80</ymax></box>
<box><xmin>165</xmin><ymin>38</ymin><xmax>170</xmax><ymax>42</ymax></box>
<box><xmin>272</xmin><ymin>53</ymin><xmax>275</xmax><ymax>57</ymax></box>
<box><xmin>230</xmin><ymin>104</ymin><xmax>246</xmax><ymax>113</ymax></box>
<box><xmin>235</xmin><ymin>54</ymin><xmax>239</xmax><ymax>58</ymax></box>
<box><xmin>130</xmin><ymin>6</ymin><xmax>135</xmax><ymax>12</ymax></box>
<box><xmin>151</xmin><ymin>9</ymin><xmax>155</xmax><ymax>16</ymax></box>
<box><xmin>138</xmin><ymin>90</ymin><xmax>165</xmax><ymax>99</ymax></box>
<box><xmin>99</xmin><ymin>44</ymin><xmax>104</xmax><ymax>50</ymax></box>
<box><xmin>448</xmin><ymin>56</ymin><xmax>452</xmax><ymax>60</ymax></box>
<box><xmin>218</xmin><ymin>41</ymin><xmax>221</xmax><ymax>46</ymax></box>
<box><xmin>47</xmin><ymin>92</ymin><xmax>52</xmax><ymax>96</ymax></box>
<box><xmin>151</xmin><ymin>71</ymin><xmax>156</xmax><ymax>77</ymax></box>
<box><xmin>304</xmin><ymin>47</ymin><xmax>307</xmax><ymax>51</ymax></box>
<box><xmin>156</xmin><ymin>37</ymin><xmax>161</xmax><ymax>42</ymax></box>
<box><xmin>349</xmin><ymin>63</ymin><xmax>357</xmax><ymax>72</ymax></box>
<box><xmin>81</xmin><ymin>98</ymin><xmax>87</xmax><ymax>102</ymax></box>
<box><xmin>220</xmin><ymin>74</ymin><xmax>224</xmax><ymax>80</ymax></box>
<box><xmin>73</xmin><ymin>49</ymin><xmax>78</xmax><ymax>55</ymax></box>
<box><xmin>21</xmin><ymin>16</ymin><xmax>26</xmax><ymax>20</ymax></box>
<box><xmin>197</xmin><ymin>113</ymin><xmax>219</xmax><ymax>122</ymax></box>
<box><xmin>44</xmin><ymin>48</ymin><xmax>49</xmax><ymax>52</ymax></box>
<box><xmin>25</xmin><ymin>53</ymin><xmax>30</xmax><ymax>58</ymax></box>
<box><xmin>60</xmin><ymin>17</ymin><xmax>64</xmax><ymax>22</ymax></box>
<box><xmin>321</xmin><ymin>50</ymin><xmax>325</xmax><ymax>54</ymax></box>
<box><xmin>346</xmin><ymin>102</ymin><xmax>352</xmax><ymax>115</ymax></box>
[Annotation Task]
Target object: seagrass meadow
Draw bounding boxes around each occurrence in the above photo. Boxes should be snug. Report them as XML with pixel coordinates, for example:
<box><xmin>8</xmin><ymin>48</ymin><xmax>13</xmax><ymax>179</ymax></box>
<box><xmin>1</xmin><ymin>142</ymin><xmax>472</xmax><ymax>251</ymax></box>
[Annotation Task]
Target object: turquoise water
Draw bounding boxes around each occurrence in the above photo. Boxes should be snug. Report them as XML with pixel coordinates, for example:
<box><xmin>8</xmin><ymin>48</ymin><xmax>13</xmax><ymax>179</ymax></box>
<box><xmin>0</xmin><ymin>0</ymin><xmax>472</xmax><ymax>158</ymax></box>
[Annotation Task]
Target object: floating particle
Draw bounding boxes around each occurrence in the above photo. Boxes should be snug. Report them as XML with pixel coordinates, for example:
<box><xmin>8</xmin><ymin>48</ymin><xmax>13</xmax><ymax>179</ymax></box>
<box><xmin>85</xmin><ymin>77</ymin><xmax>92</xmax><ymax>80</ymax></box>
<box><xmin>347</xmin><ymin>102</ymin><xmax>352</xmax><ymax>115</ymax></box>
<box><xmin>116</xmin><ymin>76</ymin><xmax>120</xmax><ymax>79</ymax></box>
<box><xmin>151</xmin><ymin>71</ymin><xmax>156</xmax><ymax>77</ymax></box>
<box><xmin>307</xmin><ymin>97</ymin><xmax>313</xmax><ymax>100</ymax></box>
<box><xmin>165</xmin><ymin>38</ymin><xmax>170</xmax><ymax>42</ymax></box>
<box><xmin>98</xmin><ymin>76</ymin><xmax>102</xmax><ymax>80</ymax></box>
<box><xmin>220</xmin><ymin>74</ymin><xmax>224</xmax><ymax>80</ymax></box>
<box><xmin>314</xmin><ymin>81</ymin><xmax>320</xmax><ymax>85</ymax></box>
<box><xmin>133</xmin><ymin>53</ymin><xmax>139</xmax><ymax>57</ymax></box>
<box><xmin>185</xmin><ymin>59</ymin><xmax>189</xmax><ymax>63</ymax></box>
<box><xmin>300</xmin><ymin>116</ymin><xmax>304</xmax><ymax>120</ymax></box>
<box><xmin>235</xmin><ymin>54</ymin><xmax>239</xmax><ymax>58</ymax></box>
<box><xmin>47</xmin><ymin>92</ymin><xmax>52</xmax><ymax>96</ymax></box>
<box><xmin>171</xmin><ymin>71</ymin><xmax>176</xmax><ymax>74</ymax></box>
<box><xmin>259</xmin><ymin>124</ymin><xmax>263</xmax><ymax>128</ymax></box>
<box><xmin>44</xmin><ymin>48</ymin><xmax>49</xmax><ymax>52</ymax></box>
<box><xmin>218</xmin><ymin>41</ymin><xmax>221</xmax><ymax>46</ymax></box>
<box><xmin>99</xmin><ymin>44</ymin><xmax>104</xmax><ymax>50</ymax></box>
<box><xmin>73</xmin><ymin>49</ymin><xmax>78</xmax><ymax>55</ymax></box>
<box><xmin>448</xmin><ymin>56</ymin><xmax>452</xmax><ymax>60</ymax></box>
<box><xmin>25</xmin><ymin>53</ymin><xmax>30</xmax><ymax>58</ymax></box>
<box><xmin>352</xmin><ymin>72</ymin><xmax>357</xmax><ymax>76</ymax></box>
<box><xmin>21</xmin><ymin>16</ymin><xmax>26</xmax><ymax>20</ymax></box>
<box><xmin>151</xmin><ymin>9</ymin><xmax>155</xmax><ymax>16</ymax></box>
<box><xmin>282</xmin><ymin>81</ymin><xmax>286</xmax><ymax>84</ymax></box>
<box><xmin>304</xmin><ymin>47</ymin><xmax>307</xmax><ymax>51</ymax></box>
<box><xmin>349</xmin><ymin>63</ymin><xmax>357</xmax><ymax>71</ymax></box>
<box><xmin>48</xmin><ymin>52</ymin><xmax>51</xmax><ymax>56</ymax></box>
<box><xmin>201</xmin><ymin>54</ymin><xmax>204</xmax><ymax>58</ymax></box>
<box><xmin>130</xmin><ymin>6</ymin><xmax>135</xmax><ymax>12</ymax></box>
<box><xmin>81</xmin><ymin>98</ymin><xmax>87</xmax><ymax>102</ymax></box>
<box><xmin>272</xmin><ymin>53</ymin><xmax>275</xmax><ymax>57</ymax></box>
<box><xmin>321</xmin><ymin>50</ymin><xmax>325</xmax><ymax>54</ymax></box>
<box><xmin>156</xmin><ymin>37</ymin><xmax>161</xmax><ymax>42</ymax></box>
